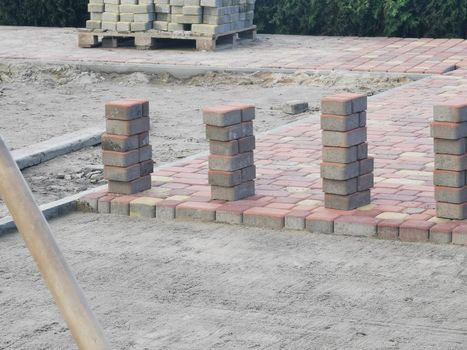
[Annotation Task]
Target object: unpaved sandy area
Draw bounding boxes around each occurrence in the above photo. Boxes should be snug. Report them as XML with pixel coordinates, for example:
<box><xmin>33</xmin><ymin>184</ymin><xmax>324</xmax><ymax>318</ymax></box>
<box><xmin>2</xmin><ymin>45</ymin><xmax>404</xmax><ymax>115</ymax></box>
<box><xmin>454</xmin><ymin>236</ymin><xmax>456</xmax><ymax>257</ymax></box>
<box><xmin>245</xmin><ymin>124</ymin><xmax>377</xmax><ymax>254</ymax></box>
<box><xmin>1</xmin><ymin>213</ymin><xmax>466</xmax><ymax>349</ymax></box>
<box><xmin>0</xmin><ymin>64</ymin><xmax>414</xmax><ymax>218</ymax></box>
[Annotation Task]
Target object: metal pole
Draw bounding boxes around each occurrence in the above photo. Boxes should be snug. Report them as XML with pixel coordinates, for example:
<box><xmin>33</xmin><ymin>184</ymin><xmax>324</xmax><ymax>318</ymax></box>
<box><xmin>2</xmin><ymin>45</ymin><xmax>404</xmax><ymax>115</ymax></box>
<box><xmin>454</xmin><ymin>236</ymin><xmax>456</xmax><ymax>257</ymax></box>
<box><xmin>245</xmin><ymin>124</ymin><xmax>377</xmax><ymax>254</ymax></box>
<box><xmin>0</xmin><ymin>136</ymin><xmax>110</xmax><ymax>350</ymax></box>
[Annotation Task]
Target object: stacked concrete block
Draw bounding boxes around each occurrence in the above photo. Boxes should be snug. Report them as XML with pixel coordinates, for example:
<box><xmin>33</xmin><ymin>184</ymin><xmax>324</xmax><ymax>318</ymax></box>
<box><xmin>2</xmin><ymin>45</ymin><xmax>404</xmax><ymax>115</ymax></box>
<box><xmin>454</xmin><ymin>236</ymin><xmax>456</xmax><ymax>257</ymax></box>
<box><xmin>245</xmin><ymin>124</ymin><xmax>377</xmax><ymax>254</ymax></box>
<box><xmin>320</xmin><ymin>93</ymin><xmax>374</xmax><ymax>210</ymax></box>
<box><xmin>103</xmin><ymin>100</ymin><xmax>153</xmax><ymax>195</ymax></box>
<box><xmin>87</xmin><ymin>0</ymin><xmax>256</xmax><ymax>34</ymax></box>
<box><xmin>204</xmin><ymin>103</ymin><xmax>256</xmax><ymax>201</ymax></box>
<box><xmin>432</xmin><ymin>102</ymin><xmax>467</xmax><ymax>219</ymax></box>
<box><xmin>87</xmin><ymin>0</ymin><xmax>156</xmax><ymax>32</ymax></box>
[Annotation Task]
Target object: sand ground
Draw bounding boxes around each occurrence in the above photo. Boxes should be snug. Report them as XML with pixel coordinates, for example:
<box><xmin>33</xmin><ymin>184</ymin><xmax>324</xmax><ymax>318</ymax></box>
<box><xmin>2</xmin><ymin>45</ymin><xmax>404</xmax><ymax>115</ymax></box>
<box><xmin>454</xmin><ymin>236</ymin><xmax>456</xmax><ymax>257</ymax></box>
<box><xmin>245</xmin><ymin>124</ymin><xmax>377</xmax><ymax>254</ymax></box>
<box><xmin>1</xmin><ymin>213</ymin><xmax>466</xmax><ymax>349</ymax></box>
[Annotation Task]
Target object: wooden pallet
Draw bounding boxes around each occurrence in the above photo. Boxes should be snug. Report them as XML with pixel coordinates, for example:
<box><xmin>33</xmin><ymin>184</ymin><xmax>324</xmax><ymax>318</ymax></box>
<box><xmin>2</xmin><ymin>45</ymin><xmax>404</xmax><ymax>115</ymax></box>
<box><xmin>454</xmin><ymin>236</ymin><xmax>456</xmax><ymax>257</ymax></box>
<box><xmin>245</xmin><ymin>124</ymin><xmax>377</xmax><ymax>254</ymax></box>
<box><xmin>78</xmin><ymin>26</ymin><xmax>257</xmax><ymax>51</ymax></box>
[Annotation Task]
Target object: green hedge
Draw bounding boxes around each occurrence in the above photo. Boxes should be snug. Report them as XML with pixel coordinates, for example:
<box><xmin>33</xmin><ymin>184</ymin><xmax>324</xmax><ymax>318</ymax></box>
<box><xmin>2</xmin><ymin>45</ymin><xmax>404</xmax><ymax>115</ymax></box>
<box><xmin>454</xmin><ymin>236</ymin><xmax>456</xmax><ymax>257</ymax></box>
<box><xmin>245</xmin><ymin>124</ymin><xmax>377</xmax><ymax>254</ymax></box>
<box><xmin>254</xmin><ymin>0</ymin><xmax>467</xmax><ymax>38</ymax></box>
<box><xmin>0</xmin><ymin>0</ymin><xmax>466</xmax><ymax>38</ymax></box>
<box><xmin>0</xmin><ymin>0</ymin><xmax>88</xmax><ymax>27</ymax></box>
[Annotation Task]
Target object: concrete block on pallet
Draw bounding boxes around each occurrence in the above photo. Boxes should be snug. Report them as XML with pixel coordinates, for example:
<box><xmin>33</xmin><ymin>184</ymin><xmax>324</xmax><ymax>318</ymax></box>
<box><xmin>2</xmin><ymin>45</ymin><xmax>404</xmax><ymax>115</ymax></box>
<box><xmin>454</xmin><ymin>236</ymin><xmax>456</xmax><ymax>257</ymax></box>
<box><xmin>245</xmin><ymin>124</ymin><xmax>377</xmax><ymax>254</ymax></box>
<box><xmin>324</xmin><ymin>190</ymin><xmax>371</xmax><ymax>210</ymax></box>
<box><xmin>211</xmin><ymin>181</ymin><xmax>255</xmax><ymax>201</ymax></box>
<box><xmin>322</xmin><ymin>128</ymin><xmax>367</xmax><ymax>148</ymax></box>
<box><xmin>320</xmin><ymin>161</ymin><xmax>359</xmax><ymax>181</ymax></box>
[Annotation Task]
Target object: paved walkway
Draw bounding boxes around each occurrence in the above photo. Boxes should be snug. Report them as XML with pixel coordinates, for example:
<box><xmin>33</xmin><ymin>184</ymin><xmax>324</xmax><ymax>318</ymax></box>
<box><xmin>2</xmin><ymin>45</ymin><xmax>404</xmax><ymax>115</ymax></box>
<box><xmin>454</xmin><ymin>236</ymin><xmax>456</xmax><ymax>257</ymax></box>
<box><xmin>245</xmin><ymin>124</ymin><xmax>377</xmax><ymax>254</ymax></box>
<box><xmin>80</xmin><ymin>73</ymin><xmax>467</xmax><ymax>241</ymax></box>
<box><xmin>1</xmin><ymin>27</ymin><xmax>467</xmax><ymax>74</ymax></box>
<box><xmin>2</xmin><ymin>26</ymin><xmax>465</xmax><ymax>240</ymax></box>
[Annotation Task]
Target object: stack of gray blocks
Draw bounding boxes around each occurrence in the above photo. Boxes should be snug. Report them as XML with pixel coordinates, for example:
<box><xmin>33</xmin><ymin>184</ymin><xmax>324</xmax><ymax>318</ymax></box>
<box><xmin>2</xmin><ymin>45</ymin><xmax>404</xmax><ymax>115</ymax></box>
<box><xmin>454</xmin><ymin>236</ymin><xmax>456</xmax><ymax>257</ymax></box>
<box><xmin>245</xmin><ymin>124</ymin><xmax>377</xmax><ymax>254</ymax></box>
<box><xmin>87</xmin><ymin>0</ymin><xmax>256</xmax><ymax>35</ymax></box>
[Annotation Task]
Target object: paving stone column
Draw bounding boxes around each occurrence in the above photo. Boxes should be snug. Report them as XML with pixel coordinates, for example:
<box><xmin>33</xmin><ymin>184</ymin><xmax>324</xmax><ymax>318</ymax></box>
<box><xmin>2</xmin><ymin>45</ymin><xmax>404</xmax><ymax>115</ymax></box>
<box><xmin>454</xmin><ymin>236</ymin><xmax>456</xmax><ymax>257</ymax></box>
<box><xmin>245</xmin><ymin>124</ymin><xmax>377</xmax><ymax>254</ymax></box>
<box><xmin>432</xmin><ymin>102</ymin><xmax>467</xmax><ymax>219</ymax></box>
<box><xmin>320</xmin><ymin>93</ymin><xmax>374</xmax><ymax>210</ymax></box>
<box><xmin>204</xmin><ymin>103</ymin><xmax>256</xmax><ymax>201</ymax></box>
<box><xmin>102</xmin><ymin>99</ymin><xmax>153</xmax><ymax>195</ymax></box>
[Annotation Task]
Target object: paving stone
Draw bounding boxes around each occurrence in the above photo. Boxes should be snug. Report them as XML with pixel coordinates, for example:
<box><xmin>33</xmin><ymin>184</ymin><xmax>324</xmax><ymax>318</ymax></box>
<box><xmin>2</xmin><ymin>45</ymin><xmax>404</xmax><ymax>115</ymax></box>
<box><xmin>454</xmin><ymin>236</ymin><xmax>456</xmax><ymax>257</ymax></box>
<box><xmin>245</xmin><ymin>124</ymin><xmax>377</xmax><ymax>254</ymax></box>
<box><xmin>322</xmin><ymin>128</ymin><xmax>367</xmax><ymax>147</ymax></box>
<box><xmin>77</xmin><ymin>192</ymin><xmax>107</xmax><ymax>213</ymax></box>
<box><xmin>241</xmin><ymin>165</ymin><xmax>256</xmax><ymax>182</ymax></box>
<box><xmin>102</xmin><ymin>149</ymin><xmax>140</xmax><ymax>167</ymax></box>
<box><xmin>106</xmin><ymin>117</ymin><xmax>150</xmax><ymax>136</ymax></box>
<box><xmin>208</xmin><ymin>152</ymin><xmax>254</xmax><ymax>171</ymax></box>
<box><xmin>434</xmin><ymin>138</ymin><xmax>466</xmax><ymax>155</ymax></box>
<box><xmin>108</xmin><ymin>175</ymin><xmax>151</xmax><ymax>195</ymax></box>
<box><xmin>138</xmin><ymin>131</ymin><xmax>150</xmax><ymax>147</ymax></box>
<box><xmin>376</xmin><ymin>212</ymin><xmax>409</xmax><ymax>220</ymax></box>
<box><xmin>334</xmin><ymin>216</ymin><xmax>379</xmax><ymax>237</ymax></box>
<box><xmin>226</xmin><ymin>102</ymin><xmax>256</xmax><ymax>121</ymax></box>
<box><xmin>437</xmin><ymin>202</ymin><xmax>467</xmax><ymax>220</ymax></box>
<box><xmin>433</xmin><ymin>170</ymin><xmax>465</xmax><ymax>187</ymax></box>
<box><xmin>434</xmin><ymin>153</ymin><xmax>467</xmax><ymax>171</ymax></box>
<box><xmin>321</xmin><ymin>93</ymin><xmax>367</xmax><ymax>115</ymax></box>
<box><xmin>283</xmin><ymin>100</ymin><xmax>309</xmax><ymax>115</ymax></box>
<box><xmin>97</xmin><ymin>195</ymin><xmax>118</xmax><ymax>214</ymax></box>
<box><xmin>431</xmin><ymin>121</ymin><xmax>467</xmax><ymax>140</ymax></box>
<box><xmin>129</xmin><ymin>197</ymin><xmax>162</xmax><ymax>218</ymax></box>
<box><xmin>155</xmin><ymin>200</ymin><xmax>182</xmax><ymax>220</ymax></box>
<box><xmin>452</xmin><ymin>224</ymin><xmax>467</xmax><ymax>245</ymax></box>
<box><xmin>359</xmin><ymin>157</ymin><xmax>374</xmax><ymax>175</ymax></box>
<box><xmin>399</xmin><ymin>220</ymin><xmax>435</xmax><ymax>242</ymax></box>
<box><xmin>321</xmin><ymin>161</ymin><xmax>359</xmax><ymax>181</ymax></box>
<box><xmin>176</xmin><ymin>202</ymin><xmax>223</xmax><ymax>222</ymax></box>
<box><xmin>243</xmin><ymin>207</ymin><xmax>289</xmax><ymax>229</ymax></box>
<box><xmin>305</xmin><ymin>210</ymin><xmax>342</xmax><ymax>234</ymax></box>
<box><xmin>238</xmin><ymin>136</ymin><xmax>256</xmax><ymax>153</ymax></box>
<box><xmin>377</xmin><ymin>219</ymin><xmax>404</xmax><ymax>240</ymax></box>
<box><xmin>205</xmin><ymin>123</ymin><xmax>244</xmax><ymax>141</ymax></box>
<box><xmin>322</xmin><ymin>146</ymin><xmax>358</xmax><ymax>164</ymax></box>
<box><xmin>104</xmin><ymin>164</ymin><xmax>141</xmax><ymax>182</ymax></box>
<box><xmin>139</xmin><ymin>145</ymin><xmax>153</xmax><ymax>162</ymax></box>
<box><xmin>321</xmin><ymin>113</ymin><xmax>360</xmax><ymax>131</ymax></box>
<box><xmin>105</xmin><ymin>100</ymin><xmax>144</xmax><ymax>120</ymax></box>
<box><xmin>433</xmin><ymin>102</ymin><xmax>467</xmax><ymax>123</ymax></box>
<box><xmin>434</xmin><ymin>186</ymin><xmax>467</xmax><ymax>204</ymax></box>
<box><xmin>429</xmin><ymin>222</ymin><xmax>458</xmax><ymax>244</ymax></box>
<box><xmin>322</xmin><ymin>178</ymin><xmax>357</xmax><ymax>195</ymax></box>
<box><xmin>324</xmin><ymin>190</ymin><xmax>371</xmax><ymax>210</ymax></box>
<box><xmin>209</xmin><ymin>140</ymin><xmax>239</xmax><ymax>155</ymax></box>
<box><xmin>140</xmin><ymin>159</ymin><xmax>154</xmax><ymax>177</ymax></box>
<box><xmin>111</xmin><ymin>196</ymin><xmax>137</xmax><ymax>216</ymax></box>
<box><xmin>216</xmin><ymin>202</ymin><xmax>255</xmax><ymax>225</ymax></box>
<box><xmin>208</xmin><ymin>169</ymin><xmax>242</xmax><ymax>187</ymax></box>
<box><xmin>102</xmin><ymin>133</ymin><xmax>139</xmax><ymax>152</ymax></box>
<box><xmin>357</xmin><ymin>142</ymin><xmax>368</xmax><ymax>160</ymax></box>
<box><xmin>285</xmin><ymin>210</ymin><xmax>313</xmax><ymax>230</ymax></box>
<box><xmin>203</xmin><ymin>105</ymin><xmax>242</xmax><ymax>127</ymax></box>
<box><xmin>357</xmin><ymin>173</ymin><xmax>374</xmax><ymax>191</ymax></box>
<box><xmin>211</xmin><ymin>181</ymin><xmax>255</xmax><ymax>201</ymax></box>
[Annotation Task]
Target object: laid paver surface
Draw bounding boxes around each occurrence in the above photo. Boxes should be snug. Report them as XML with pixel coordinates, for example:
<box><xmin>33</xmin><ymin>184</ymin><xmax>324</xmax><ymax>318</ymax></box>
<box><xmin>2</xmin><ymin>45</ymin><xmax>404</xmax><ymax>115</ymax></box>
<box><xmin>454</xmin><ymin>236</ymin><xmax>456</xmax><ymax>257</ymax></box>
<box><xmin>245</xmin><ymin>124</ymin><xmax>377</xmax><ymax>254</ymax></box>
<box><xmin>82</xmin><ymin>73</ymin><xmax>467</xmax><ymax>239</ymax></box>
<box><xmin>1</xmin><ymin>26</ymin><xmax>467</xmax><ymax>74</ymax></box>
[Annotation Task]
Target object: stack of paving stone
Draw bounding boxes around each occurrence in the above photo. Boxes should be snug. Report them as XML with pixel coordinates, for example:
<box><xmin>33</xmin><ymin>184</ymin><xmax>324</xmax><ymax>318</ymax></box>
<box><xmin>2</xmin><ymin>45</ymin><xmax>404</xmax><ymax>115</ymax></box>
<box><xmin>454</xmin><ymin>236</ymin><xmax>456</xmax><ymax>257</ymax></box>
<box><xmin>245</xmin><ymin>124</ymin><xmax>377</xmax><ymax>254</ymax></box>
<box><xmin>432</xmin><ymin>102</ymin><xmax>467</xmax><ymax>219</ymax></box>
<box><xmin>320</xmin><ymin>93</ymin><xmax>374</xmax><ymax>210</ymax></box>
<box><xmin>87</xmin><ymin>0</ymin><xmax>156</xmax><ymax>32</ymax></box>
<box><xmin>204</xmin><ymin>103</ymin><xmax>256</xmax><ymax>201</ymax></box>
<box><xmin>102</xmin><ymin>100</ymin><xmax>153</xmax><ymax>195</ymax></box>
<box><xmin>86</xmin><ymin>0</ymin><xmax>256</xmax><ymax>35</ymax></box>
